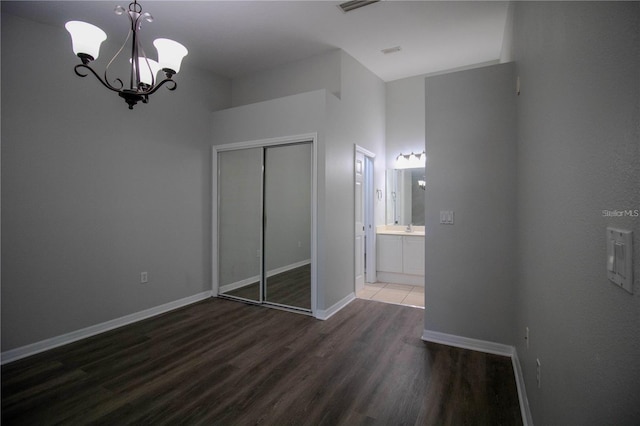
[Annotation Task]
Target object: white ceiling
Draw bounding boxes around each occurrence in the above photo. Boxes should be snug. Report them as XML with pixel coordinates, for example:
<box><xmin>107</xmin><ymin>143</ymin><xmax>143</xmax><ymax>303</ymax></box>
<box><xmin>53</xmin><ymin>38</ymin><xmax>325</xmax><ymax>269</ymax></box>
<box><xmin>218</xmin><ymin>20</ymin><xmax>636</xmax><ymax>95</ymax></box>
<box><xmin>2</xmin><ymin>0</ymin><xmax>510</xmax><ymax>82</ymax></box>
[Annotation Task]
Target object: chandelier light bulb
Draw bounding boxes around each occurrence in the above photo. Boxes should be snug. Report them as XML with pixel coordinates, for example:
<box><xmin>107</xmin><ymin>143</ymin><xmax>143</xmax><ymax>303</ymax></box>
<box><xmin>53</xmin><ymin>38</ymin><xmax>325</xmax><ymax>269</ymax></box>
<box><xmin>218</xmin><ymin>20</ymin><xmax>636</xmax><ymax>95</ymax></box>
<box><xmin>131</xmin><ymin>57</ymin><xmax>160</xmax><ymax>86</ymax></box>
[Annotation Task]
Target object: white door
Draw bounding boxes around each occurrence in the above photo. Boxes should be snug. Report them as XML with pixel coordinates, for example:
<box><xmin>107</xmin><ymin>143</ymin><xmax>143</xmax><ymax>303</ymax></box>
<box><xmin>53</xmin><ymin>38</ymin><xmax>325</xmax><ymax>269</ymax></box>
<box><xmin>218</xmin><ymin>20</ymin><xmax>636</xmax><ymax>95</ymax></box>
<box><xmin>355</xmin><ymin>151</ymin><xmax>365</xmax><ymax>291</ymax></box>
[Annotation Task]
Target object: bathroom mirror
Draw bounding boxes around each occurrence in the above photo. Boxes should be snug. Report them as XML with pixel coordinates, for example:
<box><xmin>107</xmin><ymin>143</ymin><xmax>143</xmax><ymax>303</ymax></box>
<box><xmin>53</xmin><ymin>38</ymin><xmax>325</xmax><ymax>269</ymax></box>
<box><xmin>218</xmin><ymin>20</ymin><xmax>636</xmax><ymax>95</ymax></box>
<box><xmin>386</xmin><ymin>168</ymin><xmax>425</xmax><ymax>226</ymax></box>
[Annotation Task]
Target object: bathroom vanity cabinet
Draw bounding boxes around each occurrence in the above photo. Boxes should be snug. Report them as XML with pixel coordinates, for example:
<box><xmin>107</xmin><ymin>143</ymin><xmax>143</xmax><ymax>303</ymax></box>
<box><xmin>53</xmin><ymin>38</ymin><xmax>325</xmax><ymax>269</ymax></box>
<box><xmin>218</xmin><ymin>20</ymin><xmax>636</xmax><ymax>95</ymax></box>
<box><xmin>401</xmin><ymin>235</ymin><xmax>424</xmax><ymax>275</ymax></box>
<box><xmin>376</xmin><ymin>231</ymin><xmax>425</xmax><ymax>286</ymax></box>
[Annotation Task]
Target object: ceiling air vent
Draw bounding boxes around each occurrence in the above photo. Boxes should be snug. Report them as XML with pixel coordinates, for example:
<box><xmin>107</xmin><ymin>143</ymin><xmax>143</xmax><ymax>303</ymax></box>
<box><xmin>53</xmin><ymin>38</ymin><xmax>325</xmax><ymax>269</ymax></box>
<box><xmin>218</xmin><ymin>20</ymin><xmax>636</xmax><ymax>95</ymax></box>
<box><xmin>338</xmin><ymin>0</ymin><xmax>380</xmax><ymax>13</ymax></box>
<box><xmin>381</xmin><ymin>46</ymin><xmax>402</xmax><ymax>55</ymax></box>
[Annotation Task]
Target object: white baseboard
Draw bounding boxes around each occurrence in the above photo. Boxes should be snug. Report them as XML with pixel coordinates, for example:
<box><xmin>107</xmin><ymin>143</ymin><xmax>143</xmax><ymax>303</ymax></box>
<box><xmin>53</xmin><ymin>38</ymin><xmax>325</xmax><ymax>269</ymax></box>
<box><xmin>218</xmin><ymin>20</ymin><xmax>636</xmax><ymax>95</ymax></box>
<box><xmin>422</xmin><ymin>329</ymin><xmax>514</xmax><ymax>356</ymax></box>
<box><xmin>376</xmin><ymin>271</ymin><xmax>424</xmax><ymax>286</ymax></box>
<box><xmin>1</xmin><ymin>291</ymin><xmax>212</xmax><ymax>365</ymax></box>
<box><xmin>315</xmin><ymin>292</ymin><xmax>355</xmax><ymax>320</ymax></box>
<box><xmin>422</xmin><ymin>329</ymin><xmax>532</xmax><ymax>426</ymax></box>
<box><xmin>512</xmin><ymin>348</ymin><xmax>534</xmax><ymax>426</ymax></box>
<box><xmin>219</xmin><ymin>260</ymin><xmax>311</xmax><ymax>294</ymax></box>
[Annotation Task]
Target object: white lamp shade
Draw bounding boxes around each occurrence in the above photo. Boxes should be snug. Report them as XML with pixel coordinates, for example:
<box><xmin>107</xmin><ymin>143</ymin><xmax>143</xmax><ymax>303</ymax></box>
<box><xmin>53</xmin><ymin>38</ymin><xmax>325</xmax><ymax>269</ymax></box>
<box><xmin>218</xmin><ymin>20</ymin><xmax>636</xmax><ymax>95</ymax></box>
<box><xmin>131</xmin><ymin>58</ymin><xmax>160</xmax><ymax>86</ymax></box>
<box><xmin>407</xmin><ymin>153</ymin><xmax>421</xmax><ymax>168</ymax></box>
<box><xmin>65</xmin><ymin>21</ymin><xmax>107</xmax><ymax>60</ymax></box>
<box><xmin>153</xmin><ymin>38</ymin><xmax>188</xmax><ymax>73</ymax></box>
<box><xmin>396</xmin><ymin>152</ymin><xmax>426</xmax><ymax>169</ymax></box>
<box><xmin>395</xmin><ymin>155</ymin><xmax>409</xmax><ymax>169</ymax></box>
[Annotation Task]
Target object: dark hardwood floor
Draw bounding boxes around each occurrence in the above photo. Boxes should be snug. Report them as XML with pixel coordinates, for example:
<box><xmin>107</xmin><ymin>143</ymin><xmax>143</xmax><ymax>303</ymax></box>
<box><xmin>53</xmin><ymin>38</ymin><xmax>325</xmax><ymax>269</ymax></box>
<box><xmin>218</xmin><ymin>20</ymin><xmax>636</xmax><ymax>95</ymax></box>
<box><xmin>2</xmin><ymin>298</ymin><xmax>522</xmax><ymax>425</ymax></box>
<box><xmin>224</xmin><ymin>264</ymin><xmax>311</xmax><ymax>310</ymax></box>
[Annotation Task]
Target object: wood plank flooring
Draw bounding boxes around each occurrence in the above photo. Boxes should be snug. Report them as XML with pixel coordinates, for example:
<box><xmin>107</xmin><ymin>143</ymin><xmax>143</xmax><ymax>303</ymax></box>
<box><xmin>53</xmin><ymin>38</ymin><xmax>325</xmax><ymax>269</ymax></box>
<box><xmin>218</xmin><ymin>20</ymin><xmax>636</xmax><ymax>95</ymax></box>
<box><xmin>2</xmin><ymin>298</ymin><xmax>522</xmax><ymax>425</ymax></box>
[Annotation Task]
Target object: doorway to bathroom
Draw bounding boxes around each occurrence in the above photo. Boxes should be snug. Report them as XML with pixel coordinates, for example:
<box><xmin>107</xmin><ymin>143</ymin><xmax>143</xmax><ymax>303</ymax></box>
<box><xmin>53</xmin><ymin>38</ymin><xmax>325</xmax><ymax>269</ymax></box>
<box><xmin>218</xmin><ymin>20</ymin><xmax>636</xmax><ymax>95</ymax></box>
<box><xmin>354</xmin><ymin>145</ymin><xmax>376</xmax><ymax>294</ymax></box>
<box><xmin>213</xmin><ymin>135</ymin><xmax>316</xmax><ymax>315</ymax></box>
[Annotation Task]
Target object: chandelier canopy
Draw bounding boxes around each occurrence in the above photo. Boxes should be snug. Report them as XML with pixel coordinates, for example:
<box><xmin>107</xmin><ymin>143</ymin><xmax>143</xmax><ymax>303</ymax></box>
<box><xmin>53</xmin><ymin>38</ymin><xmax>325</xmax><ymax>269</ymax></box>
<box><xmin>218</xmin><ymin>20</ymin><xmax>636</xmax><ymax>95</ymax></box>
<box><xmin>65</xmin><ymin>0</ymin><xmax>188</xmax><ymax>109</ymax></box>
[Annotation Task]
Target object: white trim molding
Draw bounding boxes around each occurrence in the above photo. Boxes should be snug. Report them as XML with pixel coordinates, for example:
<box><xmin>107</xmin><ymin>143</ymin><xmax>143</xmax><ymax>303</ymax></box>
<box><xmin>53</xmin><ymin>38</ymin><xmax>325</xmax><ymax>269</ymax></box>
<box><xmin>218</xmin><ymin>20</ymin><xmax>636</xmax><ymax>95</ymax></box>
<box><xmin>214</xmin><ymin>133</ymin><xmax>318</xmax><ymax>152</ymax></box>
<box><xmin>376</xmin><ymin>271</ymin><xmax>424</xmax><ymax>286</ymax></box>
<box><xmin>355</xmin><ymin>144</ymin><xmax>376</xmax><ymax>159</ymax></box>
<box><xmin>422</xmin><ymin>329</ymin><xmax>533</xmax><ymax>426</ymax></box>
<box><xmin>315</xmin><ymin>292</ymin><xmax>355</xmax><ymax>320</ymax></box>
<box><xmin>422</xmin><ymin>329</ymin><xmax>513</xmax><ymax>356</ymax></box>
<box><xmin>1</xmin><ymin>291</ymin><xmax>212</xmax><ymax>365</ymax></box>
<box><xmin>512</xmin><ymin>348</ymin><xmax>534</xmax><ymax>426</ymax></box>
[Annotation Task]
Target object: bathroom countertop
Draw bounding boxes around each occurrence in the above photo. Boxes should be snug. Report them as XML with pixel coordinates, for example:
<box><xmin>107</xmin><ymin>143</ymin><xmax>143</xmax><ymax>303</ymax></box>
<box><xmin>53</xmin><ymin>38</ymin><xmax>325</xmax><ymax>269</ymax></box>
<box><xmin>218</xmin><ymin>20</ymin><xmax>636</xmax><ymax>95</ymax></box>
<box><xmin>376</xmin><ymin>225</ymin><xmax>425</xmax><ymax>236</ymax></box>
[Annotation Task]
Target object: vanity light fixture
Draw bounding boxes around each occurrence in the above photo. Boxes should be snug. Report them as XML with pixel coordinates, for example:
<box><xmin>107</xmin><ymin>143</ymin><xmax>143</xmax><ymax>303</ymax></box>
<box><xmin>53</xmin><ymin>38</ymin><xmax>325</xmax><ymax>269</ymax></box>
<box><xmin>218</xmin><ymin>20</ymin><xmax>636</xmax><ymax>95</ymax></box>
<box><xmin>395</xmin><ymin>151</ymin><xmax>426</xmax><ymax>169</ymax></box>
<box><xmin>65</xmin><ymin>0</ymin><xmax>188</xmax><ymax>109</ymax></box>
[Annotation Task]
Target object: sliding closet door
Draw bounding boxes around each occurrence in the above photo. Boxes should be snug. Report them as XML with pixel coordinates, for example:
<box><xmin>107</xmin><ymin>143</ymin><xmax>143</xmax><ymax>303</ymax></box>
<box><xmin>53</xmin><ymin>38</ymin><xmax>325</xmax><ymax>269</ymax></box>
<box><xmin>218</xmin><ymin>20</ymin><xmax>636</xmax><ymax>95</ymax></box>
<box><xmin>218</xmin><ymin>148</ymin><xmax>263</xmax><ymax>302</ymax></box>
<box><xmin>263</xmin><ymin>143</ymin><xmax>312</xmax><ymax>310</ymax></box>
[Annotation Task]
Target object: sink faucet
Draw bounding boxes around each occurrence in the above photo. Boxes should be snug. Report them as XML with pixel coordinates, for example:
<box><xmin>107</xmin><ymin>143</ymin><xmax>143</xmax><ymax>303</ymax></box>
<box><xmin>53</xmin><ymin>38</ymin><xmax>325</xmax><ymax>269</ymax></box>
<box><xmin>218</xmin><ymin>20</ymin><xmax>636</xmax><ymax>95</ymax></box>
<box><xmin>406</xmin><ymin>223</ymin><xmax>413</xmax><ymax>232</ymax></box>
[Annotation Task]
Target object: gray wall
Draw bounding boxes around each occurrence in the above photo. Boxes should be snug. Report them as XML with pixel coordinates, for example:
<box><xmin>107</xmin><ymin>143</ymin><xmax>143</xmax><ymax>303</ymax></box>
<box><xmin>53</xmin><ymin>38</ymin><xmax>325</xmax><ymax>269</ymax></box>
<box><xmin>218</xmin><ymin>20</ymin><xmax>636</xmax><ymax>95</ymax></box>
<box><xmin>212</xmin><ymin>50</ymin><xmax>385</xmax><ymax>311</ymax></box>
<box><xmin>324</xmin><ymin>51</ymin><xmax>386</xmax><ymax>305</ymax></box>
<box><xmin>211</xmin><ymin>90</ymin><xmax>327</xmax><ymax>144</ymax></box>
<box><xmin>513</xmin><ymin>2</ymin><xmax>640</xmax><ymax>424</ymax></box>
<box><xmin>1</xmin><ymin>14</ymin><xmax>230</xmax><ymax>350</ymax></box>
<box><xmin>386</xmin><ymin>75</ymin><xmax>426</xmax><ymax>168</ymax></box>
<box><xmin>424</xmin><ymin>62</ymin><xmax>517</xmax><ymax>346</ymax></box>
<box><xmin>385</xmin><ymin>60</ymin><xmax>509</xmax><ymax>171</ymax></box>
<box><xmin>231</xmin><ymin>50</ymin><xmax>342</xmax><ymax>107</ymax></box>
<box><xmin>212</xmin><ymin>90</ymin><xmax>328</xmax><ymax>305</ymax></box>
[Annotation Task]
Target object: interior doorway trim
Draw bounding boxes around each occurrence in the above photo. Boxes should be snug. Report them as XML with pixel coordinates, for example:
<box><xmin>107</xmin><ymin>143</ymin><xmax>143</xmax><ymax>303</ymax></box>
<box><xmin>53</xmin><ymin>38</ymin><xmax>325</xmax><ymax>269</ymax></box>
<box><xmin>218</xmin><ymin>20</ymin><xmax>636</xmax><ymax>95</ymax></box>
<box><xmin>355</xmin><ymin>145</ymin><xmax>376</xmax><ymax>287</ymax></box>
<box><xmin>212</xmin><ymin>133</ymin><xmax>318</xmax><ymax>316</ymax></box>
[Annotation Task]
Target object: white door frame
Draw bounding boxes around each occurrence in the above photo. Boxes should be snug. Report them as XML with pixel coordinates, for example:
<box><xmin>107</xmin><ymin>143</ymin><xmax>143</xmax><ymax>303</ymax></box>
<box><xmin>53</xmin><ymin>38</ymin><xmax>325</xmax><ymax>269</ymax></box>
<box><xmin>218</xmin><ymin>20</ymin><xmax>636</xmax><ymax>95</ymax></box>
<box><xmin>355</xmin><ymin>145</ymin><xmax>377</xmax><ymax>287</ymax></box>
<box><xmin>355</xmin><ymin>151</ymin><xmax>365</xmax><ymax>291</ymax></box>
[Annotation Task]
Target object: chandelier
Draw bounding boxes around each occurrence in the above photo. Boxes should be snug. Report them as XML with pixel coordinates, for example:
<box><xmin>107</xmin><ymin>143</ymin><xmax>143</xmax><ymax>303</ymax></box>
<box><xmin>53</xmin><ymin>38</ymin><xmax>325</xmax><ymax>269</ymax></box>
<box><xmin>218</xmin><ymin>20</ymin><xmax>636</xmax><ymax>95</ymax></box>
<box><xmin>65</xmin><ymin>1</ymin><xmax>188</xmax><ymax>109</ymax></box>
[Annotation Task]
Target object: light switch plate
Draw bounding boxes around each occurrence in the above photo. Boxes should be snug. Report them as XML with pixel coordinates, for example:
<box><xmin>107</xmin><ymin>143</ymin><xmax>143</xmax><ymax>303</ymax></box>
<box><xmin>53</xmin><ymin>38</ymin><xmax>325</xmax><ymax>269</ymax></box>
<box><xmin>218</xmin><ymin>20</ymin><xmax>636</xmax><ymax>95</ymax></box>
<box><xmin>606</xmin><ymin>227</ymin><xmax>633</xmax><ymax>294</ymax></box>
<box><xmin>440</xmin><ymin>210</ymin><xmax>454</xmax><ymax>225</ymax></box>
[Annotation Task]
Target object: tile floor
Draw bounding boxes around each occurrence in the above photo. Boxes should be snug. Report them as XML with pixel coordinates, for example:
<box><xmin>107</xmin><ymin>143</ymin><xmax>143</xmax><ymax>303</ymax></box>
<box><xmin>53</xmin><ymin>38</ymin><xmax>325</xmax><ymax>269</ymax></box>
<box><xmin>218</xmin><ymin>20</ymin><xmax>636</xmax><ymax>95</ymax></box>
<box><xmin>356</xmin><ymin>282</ymin><xmax>425</xmax><ymax>308</ymax></box>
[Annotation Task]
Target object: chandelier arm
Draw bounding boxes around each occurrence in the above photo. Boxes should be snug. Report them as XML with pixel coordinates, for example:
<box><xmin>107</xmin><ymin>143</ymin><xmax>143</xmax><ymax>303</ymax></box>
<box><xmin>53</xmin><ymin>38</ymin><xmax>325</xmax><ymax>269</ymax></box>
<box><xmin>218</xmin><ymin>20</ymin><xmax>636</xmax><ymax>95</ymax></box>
<box><xmin>74</xmin><ymin>64</ymin><xmax>124</xmax><ymax>92</ymax></box>
<box><xmin>104</xmin><ymin>27</ymin><xmax>133</xmax><ymax>90</ymax></box>
<box><xmin>129</xmin><ymin>4</ymin><xmax>153</xmax><ymax>90</ymax></box>
<box><xmin>129</xmin><ymin>16</ymin><xmax>140</xmax><ymax>90</ymax></box>
<box><xmin>140</xmin><ymin>78</ymin><xmax>177</xmax><ymax>96</ymax></box>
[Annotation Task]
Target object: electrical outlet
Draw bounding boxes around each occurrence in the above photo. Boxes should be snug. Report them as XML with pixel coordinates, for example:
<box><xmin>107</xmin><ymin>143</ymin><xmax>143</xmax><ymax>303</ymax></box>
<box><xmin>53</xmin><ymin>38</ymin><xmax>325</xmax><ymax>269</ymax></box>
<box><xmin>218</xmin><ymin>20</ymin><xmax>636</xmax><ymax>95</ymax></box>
<box><xmin>140</xmin><ymin>272</ymin><xmax>148</xmax><ymax>284</ymax></box>
<box><xmin>525</xmin><ymin>327</ymin><xmax>529</xmax><ymax>349</ymax></box>
<box><xmin>536</xmin><ymin>358</ymin><xmax>541</xmax><ymax>388</ymax></box>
